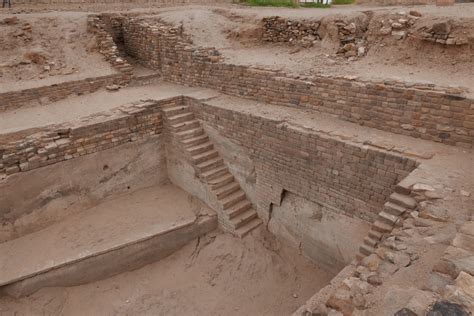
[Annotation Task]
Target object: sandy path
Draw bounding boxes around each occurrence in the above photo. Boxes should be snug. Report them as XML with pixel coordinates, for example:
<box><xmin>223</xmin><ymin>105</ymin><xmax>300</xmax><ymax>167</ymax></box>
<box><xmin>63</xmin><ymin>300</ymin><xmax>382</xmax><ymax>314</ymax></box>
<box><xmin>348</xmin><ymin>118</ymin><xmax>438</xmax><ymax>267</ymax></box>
<box><xmin>0</xmin><ymin>82</ymin><xmax>219</xmax><ymax>134</ymax></box>
<box><xmin>0</xmin><ymin>229</ymin><xmax>335</xmax><ymax>315</ymax></box>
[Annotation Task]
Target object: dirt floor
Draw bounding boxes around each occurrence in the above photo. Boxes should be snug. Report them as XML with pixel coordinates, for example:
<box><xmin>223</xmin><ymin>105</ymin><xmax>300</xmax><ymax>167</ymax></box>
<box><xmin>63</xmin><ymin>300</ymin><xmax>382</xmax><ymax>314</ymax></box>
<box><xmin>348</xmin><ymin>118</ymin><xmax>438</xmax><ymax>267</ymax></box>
<box><xmin>155</xmin><ymin>5</ymin><xmax>474</xmax><ymax>93</ymax></box>
<box><xmin>1</xmin><ymin>4</ymin><xmax>473</xmax><ymax>93</ymax></box>
<box><xmin>0</xmin><ymin>229</ymin><xmax>335</xmax><ymax>316</ymax></box>
<box><xmin>0</xmin><ymin>12</ymin><xmax>115</xmax><ymax>93</ymax></box>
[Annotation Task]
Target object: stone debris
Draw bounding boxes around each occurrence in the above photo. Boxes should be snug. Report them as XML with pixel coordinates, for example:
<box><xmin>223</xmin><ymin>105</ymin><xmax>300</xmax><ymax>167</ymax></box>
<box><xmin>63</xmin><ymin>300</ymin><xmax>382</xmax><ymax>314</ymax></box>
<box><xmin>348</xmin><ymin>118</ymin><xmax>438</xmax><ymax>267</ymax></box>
<box><xmin>106</xmin><ymin>84</ymin><xmax>121</xmax><ymax>91</ymax></box>
<box><xmin>262</xmin><ymin>17</ymin><xmax>320</xmax><ymax>47</ymax></box>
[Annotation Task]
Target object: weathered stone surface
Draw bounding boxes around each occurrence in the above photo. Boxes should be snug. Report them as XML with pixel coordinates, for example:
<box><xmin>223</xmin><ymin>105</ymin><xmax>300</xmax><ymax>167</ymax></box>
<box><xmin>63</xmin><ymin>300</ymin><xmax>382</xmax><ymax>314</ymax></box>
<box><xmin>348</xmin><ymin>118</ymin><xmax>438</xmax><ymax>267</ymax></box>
<box><xmin>427</xmin><ymin>300</ymin><xmax>470</xmax><ymax>316</ymax></box>
<box><xmin>361</xmin><ymin>254</ymin><xmax>381</xmax><ymax>272</ymax></box>
<box><xmin>327</xmin><ymin>288</ymin><xmax>354</xmax><ymax>315</ymax></box>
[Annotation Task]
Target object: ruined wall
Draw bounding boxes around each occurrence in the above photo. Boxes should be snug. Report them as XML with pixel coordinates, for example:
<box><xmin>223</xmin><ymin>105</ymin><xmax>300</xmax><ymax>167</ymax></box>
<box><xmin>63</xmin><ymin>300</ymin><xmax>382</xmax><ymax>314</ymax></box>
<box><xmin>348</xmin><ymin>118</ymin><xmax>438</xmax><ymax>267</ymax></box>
<box><xmin>121</xmin><ymin>18</ymin><xmax>164</xmax><ymax>70</ymax></box>
<box><xmin>0</xmin><ymin>99</ymin><xmax>167</xmax><ymax>177</ymax></box>
<box><xmin>188</xmin><ymin>97</ymin><xmax>416</xmax><ymax>223</ymax></box>
<box><xmin>110</xmin><ymin>17</ymin><xmax>474</xmax><ymax>149</ymax></box>
<box><xmin>0</xmin><ymin>74</ymin><xmax>125</xmax><ymax>113</ymax></box>
<box><xmin>0</xmin><ymin>137</ymin><xmax>167</xmax><ymax>242</ymax></box>
<box><xmin>0</xmin><ymin>99</ymin><xmax>173</xmax><ymax>240</ymax></box>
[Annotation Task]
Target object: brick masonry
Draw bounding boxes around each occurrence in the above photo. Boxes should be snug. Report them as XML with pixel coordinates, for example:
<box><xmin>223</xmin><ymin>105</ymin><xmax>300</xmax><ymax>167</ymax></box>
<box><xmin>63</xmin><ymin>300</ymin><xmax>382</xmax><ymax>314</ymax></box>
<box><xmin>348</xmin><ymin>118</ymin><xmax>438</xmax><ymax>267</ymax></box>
<box><xmin>187</xmin><ymin>97</ymin><xmax>417</xmax><ymax>222</ymax></box>
<box><xmin>0</xmin><ymin>99</ymin><xmax>169</xmax><ymax>177</ymax></box>
<box><xmin>0</xmin><ymin>16</ymin><xmax>132</xmax><ymax>114</ymax></box>
<box><xmin>103</xmin><ymin>16</ymin><xmax>474</xmax><ymax>149</ymax></box>
<box><xmin>1</xmin><ymin>94</ymin><xmax>416</xmax><ymax>222</ymax></box>
<box><xmin>0</xmin><ymin>74</ymin><xmax>126</xmax><ymax>113</ymax></box>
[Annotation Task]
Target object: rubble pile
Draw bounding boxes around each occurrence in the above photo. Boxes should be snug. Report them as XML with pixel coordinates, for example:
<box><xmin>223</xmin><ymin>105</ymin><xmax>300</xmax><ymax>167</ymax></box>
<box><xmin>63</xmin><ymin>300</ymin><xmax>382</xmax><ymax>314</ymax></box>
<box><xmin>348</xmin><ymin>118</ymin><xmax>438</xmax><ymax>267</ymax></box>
<box><xmin>262</xmin><ymin>16</ymin><xmax>321</xmax><ymax>48</ymax></box>
<box><xmin>335</xmin><ymin>19</ymin><xmax>368</xmax><ymax>60</ymax></box>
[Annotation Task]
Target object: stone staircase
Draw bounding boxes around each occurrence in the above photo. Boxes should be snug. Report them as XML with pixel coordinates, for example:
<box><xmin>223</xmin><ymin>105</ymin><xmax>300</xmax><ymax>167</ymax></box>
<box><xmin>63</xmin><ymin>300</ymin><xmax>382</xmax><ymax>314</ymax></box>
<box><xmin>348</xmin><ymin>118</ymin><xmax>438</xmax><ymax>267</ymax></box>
<box><xmin>162</xmin><ymin>103</ymin><xmax>263</xmax><ymax>237</ymax></box>
<box><xmin>358</xmin><ymin>190</ymin><xmax>417</xmax><ymax>259</ymax></box>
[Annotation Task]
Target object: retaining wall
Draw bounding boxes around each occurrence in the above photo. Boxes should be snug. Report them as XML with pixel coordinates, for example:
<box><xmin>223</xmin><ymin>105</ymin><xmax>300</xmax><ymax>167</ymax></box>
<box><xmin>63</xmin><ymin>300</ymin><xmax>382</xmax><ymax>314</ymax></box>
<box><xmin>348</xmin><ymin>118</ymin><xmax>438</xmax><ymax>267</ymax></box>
<box><xmin>188</xmin><ymin>97</ymin><xmax>417</xmax><ymax>222</ymax></box>
<box><xmin>110</xmin><ymin>17</ymin><xmax>474</xmax><ymax>149</ymax></box>
<box><xmin>0</xmin><ymin>74</ymin><xmax>126</xmax><ymax>113</ymax></box>
<box><xmin>0</xmin><ymin>99</ymin><xmax>169</xmax><ymax>177</ymax></box>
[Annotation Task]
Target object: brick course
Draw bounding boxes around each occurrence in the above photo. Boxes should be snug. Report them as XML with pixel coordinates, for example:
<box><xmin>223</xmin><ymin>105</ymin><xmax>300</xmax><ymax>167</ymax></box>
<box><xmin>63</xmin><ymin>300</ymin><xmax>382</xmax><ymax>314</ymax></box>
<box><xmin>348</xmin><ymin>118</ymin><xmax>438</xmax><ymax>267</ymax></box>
<box><xmin>107</xmin><ymin>16</ymin><xmax>474</xmax><ymax>149</ymax></box>
<box><xmin>187</xmin><ymin>97</ymin><xmax>417</xmax><ymax>221</ymax></box>
<box><xmin>0</xmin><ymin>99</ymin><xmax>170</xmax><ymax>177</ymax></box>
<box><xmin>0</xmin><ymin>74</ymin><xmax>126</xmax><ymax>113</ymax></box>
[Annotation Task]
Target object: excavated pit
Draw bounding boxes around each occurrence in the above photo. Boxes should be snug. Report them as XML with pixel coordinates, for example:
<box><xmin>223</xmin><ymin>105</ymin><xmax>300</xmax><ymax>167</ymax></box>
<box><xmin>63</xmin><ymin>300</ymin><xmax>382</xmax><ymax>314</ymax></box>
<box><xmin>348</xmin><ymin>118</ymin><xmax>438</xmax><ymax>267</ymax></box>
<box><xmin>0</xmin><ymin>91</ymin><xmax>417</xmax><ymax>313</ymax></box>
<box><xmin>1</xmin><ymin>6</ymin><xmax>473</xmax><ymax>316</ymax></box>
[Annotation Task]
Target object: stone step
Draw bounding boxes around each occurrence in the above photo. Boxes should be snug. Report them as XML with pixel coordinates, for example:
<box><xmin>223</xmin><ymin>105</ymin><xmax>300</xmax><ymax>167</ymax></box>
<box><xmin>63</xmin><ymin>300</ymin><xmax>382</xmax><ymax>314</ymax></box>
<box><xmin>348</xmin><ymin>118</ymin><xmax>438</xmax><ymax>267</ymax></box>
<box><xmin>384</xmin><ymin>202</ymin><xmax>407</xmax><ymax>216</ymax></box>
<box><xmin>372</xmin><ymin>220</ymin><xmax>394</xmax><ymax>233</ymax></box>
<box><xmin>192</xmin><ymin>150</ymin><xmax>219</xmax><ymax>165</ymax></box>
<box><xmin>388</xmin><ymin>193</ymin><xmax>417</xmax><ymax>210</ymax></box>
<box><xmin>201</xmin><ymin>165</ymin><xmax>229</xmax><ymax>181</ymax></box>
<box><xmin>196</xmin><ymin>157</ymin><xmax>224</xmax><ymax>173</ymax></box>
<box><xmin>359</xmin><ymin>244</ymin><xmax>375</xmax><ymax>256</ymax></box>
<box><xmin>176</xmin><ymin>127</ymin><xmax>204</xmax><ymax>141</ymax></box>
<box><xmin>234</xmin><ymin>218</ymin><xmax>262</xmax><ymax>238</ymax></box>
<box><xmin>171</xmin><ymin>120</ymin><xmax>200</xmax><ymax>133</ymax></box>
<box><xmin>368</xmin><ymin>229</ymin><xmax>383</xmax><ymax>241</ymax></box>
<box><xmin>225</xmin><ymin>200</ymin><xmax>252</xmax><ymax>219</ymax></box>
<box><xmin>162</xmin><ymin>105</ymin><xmax>190</xmax><ymax>117</ymax></box>
<box><xmin>220</xmin><ymin>190</ymin><xmax>246</xmax><ymax>209</ymax></box>
<box><xmin>186</xmin><ymin>141</ymin><xmax>214</xmax><ymax>156</ymax></box>
<box><xmin>230</xmin><ymin>208</ymin><xmax>258</xmax><ymax>229</ymax></box>
<box><xmin>167</xmin><ymin>112</ymin><xmax>195</xmax><ymax>124</ymax></box>
<box><xmin>363</xmin><ymin>236</ymin><xmax>378</xmax><ymax>248</ymax></box>
<box><xmin>208</xmin><ymin>173</ymin><xmax>234</xmax><ymax>190</ymax></box>
<box><xmin>181</xmin><ymin>135</ymin><xmax>209</xmax><ymax>148</ymax></box>
<box><xmin>378</xmin><ymin>210</ymin><xmax>399</xmax><ymax>226</ymax></box>
<box><xmin>214</xmin><ymin>181</ymin><xmax>240</xmax><ymax>199</ymax></box>
<box><xmin>0</xmin><ymin>185</ymin><xmax>217</xmax><ymax>298</ymax></box>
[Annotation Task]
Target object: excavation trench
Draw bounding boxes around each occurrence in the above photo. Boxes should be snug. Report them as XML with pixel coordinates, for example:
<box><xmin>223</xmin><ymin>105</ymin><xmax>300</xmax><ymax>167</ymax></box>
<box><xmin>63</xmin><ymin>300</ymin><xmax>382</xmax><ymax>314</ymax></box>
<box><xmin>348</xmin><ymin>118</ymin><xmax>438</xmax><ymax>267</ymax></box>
<box><xmin>0</xmin><ymin>13</ymin><xmax>421</xmax><ymax>314</ymax></box>
<box><xmin>0</xmin><ymin>92</ymin><xmax>417</xmax><ymax>313</ymax></box>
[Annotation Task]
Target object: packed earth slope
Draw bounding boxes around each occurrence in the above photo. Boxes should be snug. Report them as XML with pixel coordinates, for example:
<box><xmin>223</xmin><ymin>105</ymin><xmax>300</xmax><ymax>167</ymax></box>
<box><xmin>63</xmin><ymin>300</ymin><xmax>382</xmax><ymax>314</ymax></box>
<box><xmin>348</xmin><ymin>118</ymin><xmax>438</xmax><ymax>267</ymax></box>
<box><xmin>0</xmin><ymin>12</ymin><xmax>115</xmax><ymax>93</ymax></box>
<box><xmin>0</xmin><ymin>230</ymin><xmax>334</xmax><ymax>315</ymax></box>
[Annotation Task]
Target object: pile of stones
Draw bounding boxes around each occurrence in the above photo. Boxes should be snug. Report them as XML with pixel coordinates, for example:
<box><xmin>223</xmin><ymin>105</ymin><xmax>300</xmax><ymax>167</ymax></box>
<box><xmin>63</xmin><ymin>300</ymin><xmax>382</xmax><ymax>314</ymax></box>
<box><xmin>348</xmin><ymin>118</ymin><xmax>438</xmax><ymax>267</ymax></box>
<box><xmin>262</xmin><ymin>16</ymin><xmax>321</xmax><ymax>48</ymax></box>
<box><xmin>420</xmin><ymin>21</ymin><xmax>469</xmax><ymax>45</ymax></box>
<box><xmin>335</xmin><ymin>20</ymin><xmax>367</xmax><ymax>60</ymax></box>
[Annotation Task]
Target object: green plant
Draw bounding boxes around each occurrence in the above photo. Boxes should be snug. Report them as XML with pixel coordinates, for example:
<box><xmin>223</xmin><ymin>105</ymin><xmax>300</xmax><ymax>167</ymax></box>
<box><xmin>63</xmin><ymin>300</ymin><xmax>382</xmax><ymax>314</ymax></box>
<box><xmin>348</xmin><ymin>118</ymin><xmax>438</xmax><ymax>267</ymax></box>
<box><xmin>300</xmin><ymin>2</ymin><xmax>331</xmax><ymax>7</ymax></box>
<box><xmin>244</xmin><ymin>0</ymin><xmax>299</xmax><ymax>7</ymax></box>
<box><xmin>331</xmin><ymin>0</ymin><xmax>355</xmax><ymax>4</ymax></box>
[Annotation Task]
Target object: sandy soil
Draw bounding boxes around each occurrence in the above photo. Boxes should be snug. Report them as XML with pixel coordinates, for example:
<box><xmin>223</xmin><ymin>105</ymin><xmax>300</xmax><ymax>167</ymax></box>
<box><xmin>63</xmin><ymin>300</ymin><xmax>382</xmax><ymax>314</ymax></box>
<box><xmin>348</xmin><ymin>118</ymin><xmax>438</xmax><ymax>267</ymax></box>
<box><xmin>1</xmin><ymin>4</ymin><xmax>473</xmax><ymax>93</ymax></box>
<box><xmin>155</xmin><ymin>5</ymin><xmax>474</xmax><ymax>92</ymax></box>
<box><xmin>0</xmin><ymin>229</ymin><xmax>335</xmax><ymax>316</ymax></box>
<box><xmin>0</xmin><ymin>82</ymin><xmax>219</xmax><ymax>134</ymax></box>
<box><xmin>0</xmin><ymin>12</ymin><xmax>115</xmax><ymax>93</ymax></box>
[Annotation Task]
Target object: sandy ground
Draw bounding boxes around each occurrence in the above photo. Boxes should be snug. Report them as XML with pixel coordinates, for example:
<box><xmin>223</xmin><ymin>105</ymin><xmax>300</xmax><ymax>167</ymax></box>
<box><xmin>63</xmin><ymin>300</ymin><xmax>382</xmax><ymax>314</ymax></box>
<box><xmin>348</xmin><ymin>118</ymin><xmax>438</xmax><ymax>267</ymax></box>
<box><xmin>155</xmin><ymin>5</ymin><xmax>474</xmax><ymax>92</ymax></box>
<box><xmin>1</xmin><ymin>4</ymin><xmax>473</xmax><ymax>93</ymax></box>
<box><xmin>0</xmin><ymin>82</ymin><xmax>219</xmax><ymax>134</ymax></box>
<box><xmin>0</xmin><ymin>228</ymin><xmax>334</xmax><ymax>316</ymax></box>
<box><xmin>0</xmin><ymin>12</ymin><xmax>115</xmax><ymax>93</ymax></box>
<box><xmin>0</xmin><ymin>184</ymin><xmax>215</xmax><ymax>285</ymax></box>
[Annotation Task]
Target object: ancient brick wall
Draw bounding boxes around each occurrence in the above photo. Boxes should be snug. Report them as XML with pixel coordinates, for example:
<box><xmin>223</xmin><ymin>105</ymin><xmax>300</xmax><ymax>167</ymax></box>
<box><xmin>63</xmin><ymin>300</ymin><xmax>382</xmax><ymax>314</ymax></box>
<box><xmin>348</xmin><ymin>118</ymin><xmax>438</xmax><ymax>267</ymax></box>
<box><xmin>0</xmin><ymin>74</ymin><xmax>126</xmax><ymax>113</ymax></box>
<box><xmin>188</xmin><ymin>97</ymin><xmax>417</xmax><ymax>222</ymax></box>
<box><xmin>120</xmin><ymin>18</ymin><xmax>165</xmax><ymax>70</ymax></box>
<box><xmin>0</xmin><ymin>99</ymin><xmax>170</xmax><ymax>177</ymax></box>
<box><xmin>111</xmin><ymin>17</ymin><xmax>474</xmax><ymax>149</ymax></box>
